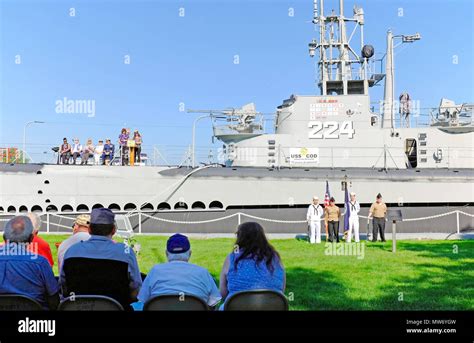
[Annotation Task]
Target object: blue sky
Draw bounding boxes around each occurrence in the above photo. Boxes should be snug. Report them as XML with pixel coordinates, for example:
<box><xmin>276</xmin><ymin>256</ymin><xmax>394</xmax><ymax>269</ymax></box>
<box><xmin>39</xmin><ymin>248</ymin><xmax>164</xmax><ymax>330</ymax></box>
<box><xmin>1</xmin><ymin>0</ymin><xmax>473</xmax><ymax>163</ymax></box>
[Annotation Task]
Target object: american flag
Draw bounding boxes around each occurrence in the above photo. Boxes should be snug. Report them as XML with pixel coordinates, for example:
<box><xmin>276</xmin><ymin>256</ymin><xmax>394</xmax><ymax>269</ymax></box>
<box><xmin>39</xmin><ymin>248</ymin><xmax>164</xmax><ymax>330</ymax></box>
<box><xmin>344</xmin><ymin>185</ymin><xmax>350</xmax><ymax>233</ymax></box>
<box><xmin>324</xmin><ymin>180</ymin><xmax>331</xmax><ymax>207</ymax></box>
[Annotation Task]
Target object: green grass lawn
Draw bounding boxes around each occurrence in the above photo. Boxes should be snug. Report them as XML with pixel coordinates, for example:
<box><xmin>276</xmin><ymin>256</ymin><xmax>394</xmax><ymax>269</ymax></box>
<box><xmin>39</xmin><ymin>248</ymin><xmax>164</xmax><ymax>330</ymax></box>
<box><xmin>43</xmin><ymin>234</ymin><xmax>474</xmax><ymax>310</ymax></box>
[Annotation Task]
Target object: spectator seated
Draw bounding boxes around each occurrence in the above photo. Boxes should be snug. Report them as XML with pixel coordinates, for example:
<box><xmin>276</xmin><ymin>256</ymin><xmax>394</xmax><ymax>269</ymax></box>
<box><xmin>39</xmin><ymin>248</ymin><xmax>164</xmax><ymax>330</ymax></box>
<box><xmin>0</xmin><ymin>216</ymin><xmax>59</xmax><ymax>310</ymax></box>
<box><xmin>137</xmin><ymin>234</ymin><xmax>221</xmax><ymax>309</ymax></box>
<box><xmin>60</xmin><ymin>208</ymin><xmax>142</xmax><ymax>311</ymax></box>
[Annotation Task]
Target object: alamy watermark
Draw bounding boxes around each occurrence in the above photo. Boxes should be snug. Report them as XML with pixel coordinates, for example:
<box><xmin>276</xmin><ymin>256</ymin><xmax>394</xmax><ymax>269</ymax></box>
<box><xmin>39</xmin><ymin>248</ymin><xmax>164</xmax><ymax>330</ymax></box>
<box><xmin>55</xmin><ymin>97</ymin><xmax>96</xmax><ymax>118</ymax></box>
<box><xmin>324</xmin><ymin>242</ymin><xmax>365</xmax><ymax>260</ymax></box>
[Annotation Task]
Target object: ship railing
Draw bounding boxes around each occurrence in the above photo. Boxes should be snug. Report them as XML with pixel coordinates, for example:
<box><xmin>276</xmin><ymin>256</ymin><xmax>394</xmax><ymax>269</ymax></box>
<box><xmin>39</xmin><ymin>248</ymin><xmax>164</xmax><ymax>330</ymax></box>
<box><xmin>227</xmin><ymin>145</ymin><xmax>474</xmax><ymax>169</ymax></box>
<box><xmin>0</xmin><ymin>209</ymin><xmax>472</xmax><ymax>236</ymax></box>
<box><xmin>0</xmin><ymin>143</ymin><xmax>214</xmax><ymax>167</ymax></box>
<box><xmin>2</xmin><ymin>143</ymin><xmax>474</xmax><ymax>169</ymax></box>
<box><xmin>369</xmin><ymin>102</ymin><xmax>473</xmax><ymax>128</ymax></box>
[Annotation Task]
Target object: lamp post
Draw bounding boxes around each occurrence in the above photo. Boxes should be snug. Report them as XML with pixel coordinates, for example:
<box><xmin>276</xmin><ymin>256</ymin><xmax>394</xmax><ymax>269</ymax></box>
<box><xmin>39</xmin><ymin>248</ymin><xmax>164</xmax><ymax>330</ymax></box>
<box><xmin>23</xmin><ymin>121</ymin><xmax>45</xmax><ymax>163</ymax></box>
<box><xmin>191</xmin><ymin>114</ymin><xmax>213</xmax><ymax>168</ymax></box>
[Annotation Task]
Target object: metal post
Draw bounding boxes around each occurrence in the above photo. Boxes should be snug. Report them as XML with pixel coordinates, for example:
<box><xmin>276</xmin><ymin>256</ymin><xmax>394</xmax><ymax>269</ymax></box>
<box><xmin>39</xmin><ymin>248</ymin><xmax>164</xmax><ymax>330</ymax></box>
<box><xmin>237</xmin><ymin>213</ymin><xmax>241</xmax><ymax>225</ymax></box>
<box><xmin>192</xmin><ymin>114</ymin><xmax>212</xmax><ymax>168</ymax></box>
<box><xmin>456</xmin><ymin>210</ymin><xmax>460</xmax><ymax>234</ymax></box>
<box><xmin>392</xmin><ymin>220</ymin><xmax>396</xmax><ymax>253</ymax></box>
<box><xmin>138</xmin><ymin>212</ymin><xmax>142</xmax><ymax>234</ymax></box>
<box><xmin>23</xmin><ymin>121</ymin><xmax>44</xmax><ymax>163</ymax></box>
<box><xmin>46</xmin><ymin>213</ymin><xmax>50</xmax><ymax>233</ymax></box>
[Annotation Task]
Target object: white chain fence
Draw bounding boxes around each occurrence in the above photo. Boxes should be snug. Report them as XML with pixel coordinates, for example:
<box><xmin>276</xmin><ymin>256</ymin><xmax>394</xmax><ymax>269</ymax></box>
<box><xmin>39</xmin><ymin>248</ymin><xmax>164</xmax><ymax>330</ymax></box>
<box><xmin>0</xmin><ymin>209</ymin><xmax>473</xmax><ymax>234</ymax></box>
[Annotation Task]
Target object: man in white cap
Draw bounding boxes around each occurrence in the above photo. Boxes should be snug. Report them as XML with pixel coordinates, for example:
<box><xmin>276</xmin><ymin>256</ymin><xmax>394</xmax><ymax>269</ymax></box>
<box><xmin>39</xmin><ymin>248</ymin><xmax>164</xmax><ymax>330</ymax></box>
<box><xmin>306</xmin><ymin>196</ymin><xmax>324</xmax><ymax>244</ymax></box>
<box><xmin>345</xmin><ymin>192</ymin><xmax>360</xmax><ymax>242</ymax></box>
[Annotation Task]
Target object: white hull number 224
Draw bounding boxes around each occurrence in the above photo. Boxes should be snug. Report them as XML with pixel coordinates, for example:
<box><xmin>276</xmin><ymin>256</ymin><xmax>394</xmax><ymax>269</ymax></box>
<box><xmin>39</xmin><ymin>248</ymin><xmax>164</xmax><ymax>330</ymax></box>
<box><xmin>308</xmin><ymin>121</ymin><xmax>355</xmax><ymax>139</ymax></box>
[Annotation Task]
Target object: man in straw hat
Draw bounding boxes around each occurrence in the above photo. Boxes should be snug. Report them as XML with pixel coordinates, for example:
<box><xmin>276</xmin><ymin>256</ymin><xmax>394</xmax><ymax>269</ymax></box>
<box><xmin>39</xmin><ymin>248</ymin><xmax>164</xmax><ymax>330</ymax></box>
<box><xmin>306</xmin><ymin>196</ymin><xmax>324</xmax><ymax>244</ymax></box>
<box><xmin>57</xmin><ymin>214</ymin><xmax>91</xmax><ymax>270</ymax></box>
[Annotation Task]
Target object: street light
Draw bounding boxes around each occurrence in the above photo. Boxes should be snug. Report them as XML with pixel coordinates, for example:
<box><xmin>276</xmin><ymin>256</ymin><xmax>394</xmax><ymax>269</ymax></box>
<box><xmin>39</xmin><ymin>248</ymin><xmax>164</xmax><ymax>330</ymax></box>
<box><xmin>23</xmin><ymin>121</ymin><xmax>45</xmax><ymax>163</ymax></box>
<box><xmin>401</xmin><ymin>33</ymin><xmax>421</xmax><ymax>43</ymax></box>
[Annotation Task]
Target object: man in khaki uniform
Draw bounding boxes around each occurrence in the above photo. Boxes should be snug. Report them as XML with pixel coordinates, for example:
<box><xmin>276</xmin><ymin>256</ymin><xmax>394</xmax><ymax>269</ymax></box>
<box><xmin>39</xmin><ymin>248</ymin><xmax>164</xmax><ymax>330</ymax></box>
<box><xmin>369</xmin><ymin>193</ymin><xmax>387</xmax><ymax>242</ymax></box>
<box><xmin>324</xmin><ymin>197</ymin><xmax>341</xmax><ymax>243</ymax></box>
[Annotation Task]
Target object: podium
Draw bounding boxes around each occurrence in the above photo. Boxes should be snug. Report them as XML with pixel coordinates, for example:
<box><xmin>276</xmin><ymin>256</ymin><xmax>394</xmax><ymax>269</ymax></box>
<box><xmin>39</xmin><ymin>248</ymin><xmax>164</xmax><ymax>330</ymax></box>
<box><xmin>127</xmin><ymin>139</ymin><xmax>136</xmax><ymax>166</ymax></box>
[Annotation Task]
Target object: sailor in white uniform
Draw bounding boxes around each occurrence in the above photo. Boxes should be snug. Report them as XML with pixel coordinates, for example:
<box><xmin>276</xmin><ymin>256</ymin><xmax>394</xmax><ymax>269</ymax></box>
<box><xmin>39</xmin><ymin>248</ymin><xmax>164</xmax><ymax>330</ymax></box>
<box><xmin>345</xmin><ymin>192</ymin><xmax>361</xmax><ymax>242</ymax></box>
<box><xmin>306</xmin><ymin>196</ymin><xmax>324</xmax><ymax>244</ymax></box>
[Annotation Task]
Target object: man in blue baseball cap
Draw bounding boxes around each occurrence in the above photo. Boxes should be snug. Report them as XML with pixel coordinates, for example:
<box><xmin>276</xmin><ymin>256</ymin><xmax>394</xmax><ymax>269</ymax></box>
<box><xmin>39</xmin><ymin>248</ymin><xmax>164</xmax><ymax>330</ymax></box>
<box><xmin>60</xmin><ymin>208</ymin><xmax>142</xmax><ymax>309</ymax></box>
<box><xmin>138</xmin><ymin>233</ymin><xmax>221</xmax><ymax>308</ymax></box>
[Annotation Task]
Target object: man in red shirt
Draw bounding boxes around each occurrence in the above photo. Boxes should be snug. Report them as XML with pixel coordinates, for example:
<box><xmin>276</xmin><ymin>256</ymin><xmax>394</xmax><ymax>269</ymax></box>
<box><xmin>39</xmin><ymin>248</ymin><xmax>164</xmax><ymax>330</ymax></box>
<box><xmin>27</xmin><ymin>213</ymin><xmax>54</xmax><ymax>267</ymax></box>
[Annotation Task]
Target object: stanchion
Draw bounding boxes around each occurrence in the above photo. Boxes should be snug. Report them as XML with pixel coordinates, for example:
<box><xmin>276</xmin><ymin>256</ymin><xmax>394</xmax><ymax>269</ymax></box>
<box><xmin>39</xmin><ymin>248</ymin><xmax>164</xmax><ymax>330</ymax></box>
<box><xmin>392</xmin><ymin>220</ymin><xmax>397</xmax><ymax>253</ymax></box>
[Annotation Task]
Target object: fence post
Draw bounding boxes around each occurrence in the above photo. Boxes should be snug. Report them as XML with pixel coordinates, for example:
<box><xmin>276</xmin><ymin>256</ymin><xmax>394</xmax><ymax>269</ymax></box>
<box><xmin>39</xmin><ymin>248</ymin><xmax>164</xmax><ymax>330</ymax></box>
<box><xmin>138</xmin><ymin>212</ymin><xmax>142</xmax><ymax>234</ymax></box>
<box><xmin>392</xmin><ymin>220</ymin><xmax>397</xmax><ymax>253</ymax></box>
<box><xmin>46</xmin><ymin>213</ymin><xmax>50</xmax><ymax>233</ymax></box>
<box><xmin>456</xmin><ymin>210</ymin><xmax>460</xmax><ymax>234</ymax></box>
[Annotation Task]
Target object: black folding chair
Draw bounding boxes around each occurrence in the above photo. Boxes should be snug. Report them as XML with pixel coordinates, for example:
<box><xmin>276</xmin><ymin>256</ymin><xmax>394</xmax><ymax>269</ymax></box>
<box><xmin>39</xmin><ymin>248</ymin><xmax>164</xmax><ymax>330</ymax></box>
<box><xmin>0</xmin><ymin>294</ymin><xmax>43</xmax><ymax>311</ymax></box>
<box><xmin>62</xmin><ymin>257</ymin><xmax>132</xmax><ymax>310</ymax></box>
<box><xmin>143</xmin><ymin>294</ymin><xmax>209</xmax><ymax>311</ymax></box>
<box><xmin>58</xmin><ymin>295</ymin><xmax>124</xmax><ymax>311</ymax></box>
<box><xmin>224</xmin><ymin>290</ymin><xmax>289</xmax><ymax>311</ymax></box>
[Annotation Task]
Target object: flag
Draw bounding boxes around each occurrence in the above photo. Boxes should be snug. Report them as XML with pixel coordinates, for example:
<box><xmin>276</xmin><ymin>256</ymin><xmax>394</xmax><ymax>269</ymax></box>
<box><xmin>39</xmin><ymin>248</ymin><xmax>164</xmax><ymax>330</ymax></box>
<box><xmin>324</xmin><ymin>181</ymin><xmax>331</xmax><ymax>241</ymax></box>
<box><xmin>324</xmin><ymin>180</ymin><xmax>331</xmax><ymax>207</ymax></box>
<box><xmin>344</xmin><ymin>185</ymin><xmax>350</xmax><ymax>234</ymax></box>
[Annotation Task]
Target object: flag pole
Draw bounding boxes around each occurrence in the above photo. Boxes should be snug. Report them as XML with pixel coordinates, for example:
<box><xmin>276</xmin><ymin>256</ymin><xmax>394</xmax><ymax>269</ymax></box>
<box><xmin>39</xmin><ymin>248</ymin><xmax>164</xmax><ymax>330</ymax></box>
<box><xmin>324</xmin><ymin>180</ymin><xmax>330</xmax><ymax>242</ymax></box>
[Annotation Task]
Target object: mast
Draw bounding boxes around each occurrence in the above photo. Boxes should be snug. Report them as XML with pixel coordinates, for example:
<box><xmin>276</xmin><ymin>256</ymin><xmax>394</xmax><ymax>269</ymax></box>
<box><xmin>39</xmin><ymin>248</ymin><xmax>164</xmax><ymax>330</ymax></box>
<box><xmin>382</xmin><ymin>30</ymin><xmax>421</xmax><ymax>129</ymax></box>
<box><xmin>382</xmin><ymin>30</ymin><xmax>394</xmax><ymax>129</ymax></box>
<box><xmin>309</xmin><ymin>0</ymin><xmax>372</xmax><ymax>96</ymax></box>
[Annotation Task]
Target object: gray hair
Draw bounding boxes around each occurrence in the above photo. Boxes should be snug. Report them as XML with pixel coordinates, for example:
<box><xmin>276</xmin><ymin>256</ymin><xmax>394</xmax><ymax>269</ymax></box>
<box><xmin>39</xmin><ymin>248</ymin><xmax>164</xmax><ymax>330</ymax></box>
<box><xmin>27</xmin><ymin>212</ymin><xmax>42</xmax><ymax>233</ymax></box>
<box><xmin>166</xmin><ymin>250</ymin><xmax>191</xmax><ymax>262</ymax></box>
<box><xmin>4</xmin><ymin>216</ymin><xmax>34</xmax><ymax>243</ymax></box>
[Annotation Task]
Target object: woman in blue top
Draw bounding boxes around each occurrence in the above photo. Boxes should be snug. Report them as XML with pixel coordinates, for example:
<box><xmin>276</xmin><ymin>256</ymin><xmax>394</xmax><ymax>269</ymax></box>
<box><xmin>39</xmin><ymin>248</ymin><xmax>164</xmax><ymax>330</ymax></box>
<box><xmin>219</xmin><ymin>222</ymin><xmax>286</xmax><ymax>304</ymax></box>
